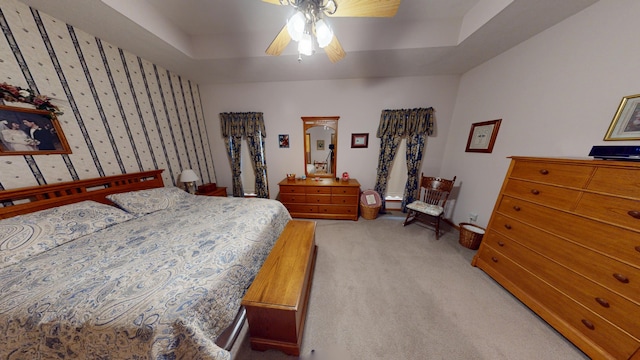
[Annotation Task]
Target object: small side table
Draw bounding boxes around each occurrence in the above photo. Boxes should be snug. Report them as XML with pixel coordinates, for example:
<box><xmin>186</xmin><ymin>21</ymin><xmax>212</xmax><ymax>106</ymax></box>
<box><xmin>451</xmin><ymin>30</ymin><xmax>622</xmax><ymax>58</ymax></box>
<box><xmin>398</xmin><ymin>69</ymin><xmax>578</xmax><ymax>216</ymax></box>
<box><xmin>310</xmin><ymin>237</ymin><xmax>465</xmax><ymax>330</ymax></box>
<box><xmin>196</xmin><ymin>187</ymin><xmax>227</xmax><ymax>197</ymax></box>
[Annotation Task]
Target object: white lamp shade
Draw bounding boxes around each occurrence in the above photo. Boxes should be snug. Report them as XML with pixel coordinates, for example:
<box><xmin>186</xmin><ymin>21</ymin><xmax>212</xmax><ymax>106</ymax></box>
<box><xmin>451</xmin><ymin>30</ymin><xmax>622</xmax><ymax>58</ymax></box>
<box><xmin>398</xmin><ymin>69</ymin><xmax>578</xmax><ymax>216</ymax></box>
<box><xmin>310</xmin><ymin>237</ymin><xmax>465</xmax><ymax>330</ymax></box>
<box><xmin>298</xmin><ymin>33</ymin><xmax>314</xmax><ymax>56</ymax></box>
<box><xmin>315</xmin><ymin>19</ymin><xmax>333</xmax><ymax>48</ymax></box>
<box><xmin>180</xmin><ymin>169</ymin><xmax>199</xmax><ymax>182</ymax></box>
<box><xmin>287</xmin><ymin>11</ymin><xmax>305</xmax><ymax>42</ymax></box>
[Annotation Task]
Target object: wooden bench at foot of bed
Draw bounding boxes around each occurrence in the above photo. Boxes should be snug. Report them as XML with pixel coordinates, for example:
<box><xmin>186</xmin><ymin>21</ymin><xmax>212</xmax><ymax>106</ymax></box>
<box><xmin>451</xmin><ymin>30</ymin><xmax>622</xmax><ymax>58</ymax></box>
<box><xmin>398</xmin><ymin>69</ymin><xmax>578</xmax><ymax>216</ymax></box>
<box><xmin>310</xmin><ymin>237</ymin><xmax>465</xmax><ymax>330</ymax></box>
<box><xmin>241</xmin><ymin>220</ymin><xmax>317</xmax><ymax>356</ymax></box>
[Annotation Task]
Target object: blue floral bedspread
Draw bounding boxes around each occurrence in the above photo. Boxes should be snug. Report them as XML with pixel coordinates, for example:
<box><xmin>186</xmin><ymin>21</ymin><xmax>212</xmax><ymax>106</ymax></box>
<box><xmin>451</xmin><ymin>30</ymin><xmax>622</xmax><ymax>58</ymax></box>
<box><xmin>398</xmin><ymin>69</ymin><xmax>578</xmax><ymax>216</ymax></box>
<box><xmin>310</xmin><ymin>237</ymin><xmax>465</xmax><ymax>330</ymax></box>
<box><xmin>0</xmin><ymin>196</ymin><xmax>291</xmax><ymax>359</ymax></box>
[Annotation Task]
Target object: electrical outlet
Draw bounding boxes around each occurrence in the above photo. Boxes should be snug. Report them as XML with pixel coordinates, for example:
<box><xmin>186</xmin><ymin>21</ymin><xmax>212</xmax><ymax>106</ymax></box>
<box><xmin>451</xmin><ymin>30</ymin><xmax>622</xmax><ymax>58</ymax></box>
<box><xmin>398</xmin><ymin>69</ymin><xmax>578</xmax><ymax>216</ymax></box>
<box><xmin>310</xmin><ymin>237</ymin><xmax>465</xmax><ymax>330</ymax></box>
<box><xmin>469</xmin><ymin>212</ymin><xmax>478</xmax><ymax>222</ymax></box>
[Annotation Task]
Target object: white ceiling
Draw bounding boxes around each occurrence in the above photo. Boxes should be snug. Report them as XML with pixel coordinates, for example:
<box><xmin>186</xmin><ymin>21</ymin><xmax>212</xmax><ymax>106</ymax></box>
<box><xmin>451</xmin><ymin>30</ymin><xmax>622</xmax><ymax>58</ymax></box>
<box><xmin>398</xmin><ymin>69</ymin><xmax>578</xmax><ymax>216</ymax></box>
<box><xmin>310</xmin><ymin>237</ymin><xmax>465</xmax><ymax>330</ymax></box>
<box><xmin>21</xmin><ymin>0</ymin><xmax>598</xmax><ymax>84</ymax></box>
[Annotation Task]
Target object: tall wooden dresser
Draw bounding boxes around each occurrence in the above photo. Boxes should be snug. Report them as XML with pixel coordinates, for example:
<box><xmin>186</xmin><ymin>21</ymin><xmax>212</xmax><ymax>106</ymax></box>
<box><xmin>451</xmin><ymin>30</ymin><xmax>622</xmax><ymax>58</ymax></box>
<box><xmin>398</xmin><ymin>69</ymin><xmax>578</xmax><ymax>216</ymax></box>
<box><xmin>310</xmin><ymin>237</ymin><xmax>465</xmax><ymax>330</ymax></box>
<box><xmin>278</xmin><ymin>178</ymin><xmax>360</xmax><ymax>220</ymax></box>
<box><xmin>472</xmin><ymin>157</ymin><xmax>640</xmax><ymax>360</ymax></box>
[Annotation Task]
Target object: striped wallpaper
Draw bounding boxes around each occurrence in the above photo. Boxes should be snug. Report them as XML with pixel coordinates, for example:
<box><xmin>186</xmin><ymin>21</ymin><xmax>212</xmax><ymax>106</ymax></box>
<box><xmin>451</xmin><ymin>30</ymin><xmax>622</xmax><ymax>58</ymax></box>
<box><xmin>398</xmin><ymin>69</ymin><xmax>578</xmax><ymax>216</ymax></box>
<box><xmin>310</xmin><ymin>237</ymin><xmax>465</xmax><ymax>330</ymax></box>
<box><xmin>0</xmin><ymin>0</ymin><xmax>216</xmax><ymax>193</ymax></box>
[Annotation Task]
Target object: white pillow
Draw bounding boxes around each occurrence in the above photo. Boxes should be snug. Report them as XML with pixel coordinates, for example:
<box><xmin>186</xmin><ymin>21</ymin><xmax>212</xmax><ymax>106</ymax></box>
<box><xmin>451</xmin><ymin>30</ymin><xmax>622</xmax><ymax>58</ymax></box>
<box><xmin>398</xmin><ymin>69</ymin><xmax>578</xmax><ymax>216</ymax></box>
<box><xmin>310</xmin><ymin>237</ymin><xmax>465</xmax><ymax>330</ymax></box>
<box><xmin>0</xmin><ymin>200</ymin><xmax>134</xmax><ymax>268</ymax></box>
<box><xmin>106</xmin><ymin>186</ymin><xmax>194</xmax><ymax>216</ymax></box>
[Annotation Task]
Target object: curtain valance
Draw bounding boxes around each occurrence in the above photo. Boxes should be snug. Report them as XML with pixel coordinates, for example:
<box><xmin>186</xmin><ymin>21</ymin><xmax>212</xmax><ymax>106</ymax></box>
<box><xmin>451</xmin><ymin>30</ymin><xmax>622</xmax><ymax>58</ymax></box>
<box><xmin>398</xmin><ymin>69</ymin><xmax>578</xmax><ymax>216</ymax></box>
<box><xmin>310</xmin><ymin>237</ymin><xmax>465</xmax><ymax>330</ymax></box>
<box><xmin>220</xmin><ymin>112</ymin><xmax>266</xmax><ymax>137</ymax></box>
<box><xmin>376</xmin><ymin>107</ymin><xmax>434</xmax><ymax>138</ymax></box>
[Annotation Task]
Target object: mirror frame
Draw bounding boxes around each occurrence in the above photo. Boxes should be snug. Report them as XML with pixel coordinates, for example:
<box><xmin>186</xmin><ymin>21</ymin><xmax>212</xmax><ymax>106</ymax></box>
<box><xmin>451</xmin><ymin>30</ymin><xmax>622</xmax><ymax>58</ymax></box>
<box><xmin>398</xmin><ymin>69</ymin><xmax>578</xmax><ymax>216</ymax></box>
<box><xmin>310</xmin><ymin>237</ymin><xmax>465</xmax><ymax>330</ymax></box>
<box><xmin>302</xmin><ymin>116</ymin><xmax>339</xmax><ymax>178</ymax></box>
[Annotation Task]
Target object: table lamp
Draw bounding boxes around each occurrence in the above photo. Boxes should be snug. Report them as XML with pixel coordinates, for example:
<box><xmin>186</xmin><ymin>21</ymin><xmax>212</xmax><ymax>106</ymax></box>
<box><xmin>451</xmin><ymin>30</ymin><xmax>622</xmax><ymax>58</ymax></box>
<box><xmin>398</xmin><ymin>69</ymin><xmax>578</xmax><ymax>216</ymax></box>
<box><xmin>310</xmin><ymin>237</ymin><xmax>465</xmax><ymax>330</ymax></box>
<box><xmin>180</xmin><ymin>169</ymin><xmax>199</xmax><ymax>194</ymax></box>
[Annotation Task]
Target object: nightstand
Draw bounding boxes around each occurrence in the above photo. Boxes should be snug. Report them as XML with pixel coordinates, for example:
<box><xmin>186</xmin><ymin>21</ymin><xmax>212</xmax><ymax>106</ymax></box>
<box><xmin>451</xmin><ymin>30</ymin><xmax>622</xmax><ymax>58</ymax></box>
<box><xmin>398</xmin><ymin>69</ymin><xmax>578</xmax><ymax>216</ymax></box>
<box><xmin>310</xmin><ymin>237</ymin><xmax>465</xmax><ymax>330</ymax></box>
<box><xmin>196</xmin><ymin>187</ymin><xmax>227</xmax><ymax>197</ymax></box>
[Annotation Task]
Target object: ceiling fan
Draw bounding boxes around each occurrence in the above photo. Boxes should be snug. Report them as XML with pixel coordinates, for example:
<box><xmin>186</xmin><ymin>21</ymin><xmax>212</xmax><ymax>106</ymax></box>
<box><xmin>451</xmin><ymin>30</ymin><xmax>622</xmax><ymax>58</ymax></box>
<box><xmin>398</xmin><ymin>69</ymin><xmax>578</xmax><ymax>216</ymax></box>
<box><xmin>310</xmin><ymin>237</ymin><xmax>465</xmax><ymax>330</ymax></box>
<box><xmin>263</xmin><ymin>0</ymin><xmax>401</xmax><ymax>63</ymax></box>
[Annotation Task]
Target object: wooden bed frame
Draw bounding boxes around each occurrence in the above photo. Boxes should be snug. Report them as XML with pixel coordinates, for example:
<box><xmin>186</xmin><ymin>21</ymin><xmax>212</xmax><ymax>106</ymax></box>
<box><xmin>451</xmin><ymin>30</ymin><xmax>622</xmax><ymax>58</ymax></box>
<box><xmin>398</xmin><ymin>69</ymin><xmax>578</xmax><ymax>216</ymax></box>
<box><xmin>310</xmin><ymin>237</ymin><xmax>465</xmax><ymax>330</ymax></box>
<box><xmin>0</xmin><ymin>170</ymin><xmax>165</xmax><ymax>219</ymax></box>
<box><xmin>0</xmin><ymin>169</ymin><xmax>248</xmax><ymax>352</ymax></box>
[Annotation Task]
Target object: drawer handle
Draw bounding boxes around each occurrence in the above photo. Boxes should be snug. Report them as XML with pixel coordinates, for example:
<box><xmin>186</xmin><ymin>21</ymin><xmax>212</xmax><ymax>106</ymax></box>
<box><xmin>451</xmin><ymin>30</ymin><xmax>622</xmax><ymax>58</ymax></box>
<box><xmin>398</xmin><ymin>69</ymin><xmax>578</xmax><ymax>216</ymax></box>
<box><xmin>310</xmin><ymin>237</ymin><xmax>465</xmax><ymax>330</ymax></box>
<box><xmin>530</xmin><ymin>189</ymin><xmax>540</xmax><ymax>195</ymax></box>
<box><xmin>539</xmin><ymin>169</ymin><xmax>549</xmax><ymax>175</ymax></box>
<box><xmin>513</xmin><ymin>205</ymin><xmax>521</xmax><ymax>211</ymax></box>
<box><xmin>613</xmin><ymin>273</ymin><xmax>629</xmax><ymax>283</ymax></box>
<box><xmin>497</xmin><ymin>241</ymin><xmax>505</xmax><ymax>247</ymax></box>
<box><xmin>628</xmin><ymin>210</ymin><xmax>640</xmax><ymax>219</ymax></box>
<box><xmin>595</xmin><ymin>297</ymin><xmax>610</xmax><ymax>308</ymax></box>
<box><xmin>581</xmin><ymin>319</ymin><xmax>595</xmax><ymax>330</ymax></box>
<box><xmin>504</xmin><ymin>224</ymin><xmax>512</xmax><ymax>230</ymax></box>
<box><xmin>491</xmin><ymin>257</ymin><xmax>498</xmax><ymax>263</ymax></box>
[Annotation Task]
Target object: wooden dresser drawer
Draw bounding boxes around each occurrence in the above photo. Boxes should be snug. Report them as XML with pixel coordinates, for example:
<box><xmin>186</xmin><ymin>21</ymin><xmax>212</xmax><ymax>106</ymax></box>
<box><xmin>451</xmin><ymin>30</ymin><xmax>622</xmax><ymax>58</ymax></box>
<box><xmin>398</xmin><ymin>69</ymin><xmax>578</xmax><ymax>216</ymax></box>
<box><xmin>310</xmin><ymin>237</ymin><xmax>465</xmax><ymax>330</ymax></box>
<box><xmin>503</xmin><ymin>179</ymin><xmax>582</xmax><ymax>210</ymax></box>
<box><xmin>331</xmin><ymin>195</ymin><xmax>357</xmax><ymax>205</ymax></box>
<box><xmin>485</xmin><ymin>232</ymin><xmax>640</xmax><ymax>339</ymax></box>
<box><xmin>509</xmin><ymin>160</ymin><xmax>593</xmax><ymax>187</ymax></box>
<box><xmin>488</xmin><ymin>216</ymin><xmax>640</xmax><ymax>308</ymax></box>
<box><xmin>280</xmin><ymin>185</ymin><xmax>305</xmax><ymax>194</ymax></box>
<box><xmin>476</xmin><ymin>245</ymin><xmax>640</xmax><ymax>360</ymax></box>
<box><xmin>497</xmin><ymin>196</ymin><xmax>640</xmax><ymax>267</ymax></box>
<box><xmin>331</xmin><ymin>187</ymin><xmax>359</xmax><ymax>195</ymax></box>
<box><xmin>305</xmin><ymin>186</ymin><xmax>331</xmax><ymax>194</ymax></box>
<box><xmin>306</xmin><ymin>194</ymin><xmax>331</xmax><ymax>204</ymax></box>
<box><xmin>285</xmin><ymin>204</ymin><xmax>319</xmax><ymax>213</ymax></box>
<box><xmin>280</xmin><ymin>193</ymin><xmax>306</xmax><ymax>203</ymax></box>
<box><xmin>575</xmin><ymin>193</ymin><xmax>640</xmax><ymax>231</ymax></box>
<box><xmin>319</xmin><ymin>204</ymin><xmax>357</xmax><ymax>215</ymax></box>
<box><xmin>588</xmin><ymin>167</ymin><xmax>640</xmax><ymax>198</ymax></box>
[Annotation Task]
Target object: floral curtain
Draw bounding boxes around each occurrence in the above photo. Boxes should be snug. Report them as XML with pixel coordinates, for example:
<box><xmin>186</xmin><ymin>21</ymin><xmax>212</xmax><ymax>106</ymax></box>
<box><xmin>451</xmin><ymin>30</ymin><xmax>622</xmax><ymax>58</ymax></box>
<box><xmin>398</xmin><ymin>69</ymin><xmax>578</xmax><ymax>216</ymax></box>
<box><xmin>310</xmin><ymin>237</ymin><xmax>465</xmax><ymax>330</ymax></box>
<box><xmin>374</xmin><ymin>134</ymin><xmax>402</xmax><ymax>213</ymax></box>
<box><xmin>402</xmin><ymin>133</ymin><xmax>426</xmax><ymax>210</ymax></box>
<box><xmin>374</xmin><ymin>108</ymin><xmax>434</xmax><ymax>212</ymax></box>
<box><xmin>247</xmin><ymin>131</ymin><xmax>269</xmax><ymax>198</ymax></box>
<box><xmin>224</xmin><ymin>135</ymin><xmax>243</xmax><ymax>197</ymax></box>
<box><xmin>220</xmin><ymin>112</ymin><xmax>269</xmax><ymax>198</ymax></box>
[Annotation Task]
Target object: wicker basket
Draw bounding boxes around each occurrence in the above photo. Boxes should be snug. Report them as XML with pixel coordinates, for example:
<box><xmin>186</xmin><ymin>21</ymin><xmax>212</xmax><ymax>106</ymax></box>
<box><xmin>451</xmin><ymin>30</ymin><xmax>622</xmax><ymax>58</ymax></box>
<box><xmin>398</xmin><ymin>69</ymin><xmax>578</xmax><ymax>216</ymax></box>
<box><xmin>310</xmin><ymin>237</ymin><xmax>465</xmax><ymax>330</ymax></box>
<box><xmin>458</xmin><ymin>223</ymin><xmax>486</xmax><ymax>250</ymax></box>
<box><xmin>360</xmin><ymin>203</ymin><xmax>380</xmax><ymax>220</ymax></box>
<box><xmin>360</xmin><ymin>190</ymin><xmax>382</xmax><ymax>220</ymax></box>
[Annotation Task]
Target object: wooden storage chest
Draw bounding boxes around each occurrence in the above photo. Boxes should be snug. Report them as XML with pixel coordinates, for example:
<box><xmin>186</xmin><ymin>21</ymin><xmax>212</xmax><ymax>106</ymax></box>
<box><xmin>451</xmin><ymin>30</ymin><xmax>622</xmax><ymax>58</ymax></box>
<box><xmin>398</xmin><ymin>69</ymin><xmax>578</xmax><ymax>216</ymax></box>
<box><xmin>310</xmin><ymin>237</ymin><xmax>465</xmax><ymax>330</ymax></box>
<box><xmin>472</xmin><ymin>157</ymin><xmax>640</xmax><ymax>360</ymax></box>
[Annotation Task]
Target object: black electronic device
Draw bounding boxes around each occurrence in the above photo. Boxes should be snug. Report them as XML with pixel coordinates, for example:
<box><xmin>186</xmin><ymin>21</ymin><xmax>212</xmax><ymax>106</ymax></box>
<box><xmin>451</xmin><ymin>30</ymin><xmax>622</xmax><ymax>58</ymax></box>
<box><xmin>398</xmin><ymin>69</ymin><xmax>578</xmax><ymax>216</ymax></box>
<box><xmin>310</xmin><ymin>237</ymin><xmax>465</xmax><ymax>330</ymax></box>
<box><xmin>589</xmin><ymin>145</ymin><xmax>640</xmax><ymax>161</ymax></box>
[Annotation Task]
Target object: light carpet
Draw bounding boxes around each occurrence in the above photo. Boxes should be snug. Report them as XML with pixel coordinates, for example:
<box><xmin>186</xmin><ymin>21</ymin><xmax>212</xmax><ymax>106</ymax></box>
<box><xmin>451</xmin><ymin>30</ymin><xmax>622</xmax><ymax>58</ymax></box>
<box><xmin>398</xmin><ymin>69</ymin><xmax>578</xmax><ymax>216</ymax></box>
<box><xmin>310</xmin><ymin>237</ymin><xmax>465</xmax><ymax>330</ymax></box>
<box><xmin>232</xmin><ymin>213</ymin><xmax>589</xmax><ymax>360</ymax></box>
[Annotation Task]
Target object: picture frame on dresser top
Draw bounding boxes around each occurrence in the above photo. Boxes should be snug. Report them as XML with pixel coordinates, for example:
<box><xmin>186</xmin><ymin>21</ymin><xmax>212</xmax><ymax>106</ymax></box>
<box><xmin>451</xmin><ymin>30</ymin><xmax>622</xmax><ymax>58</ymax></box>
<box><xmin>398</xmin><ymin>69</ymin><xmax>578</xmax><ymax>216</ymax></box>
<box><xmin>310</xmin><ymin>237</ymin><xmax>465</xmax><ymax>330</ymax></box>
<box><xmin>604</xmin><ymin>94</ymin><xmax>640</xmax><ymax>140</ymax></box>
<box><xmin>465</xmin><ymin>119</ymin><xmax>501</xmax><ymax>153</ymax></box>
<box><xmin>0</xmin><ymin>105</ymin><xmax>71</xmax><ymax>155</ymax></box>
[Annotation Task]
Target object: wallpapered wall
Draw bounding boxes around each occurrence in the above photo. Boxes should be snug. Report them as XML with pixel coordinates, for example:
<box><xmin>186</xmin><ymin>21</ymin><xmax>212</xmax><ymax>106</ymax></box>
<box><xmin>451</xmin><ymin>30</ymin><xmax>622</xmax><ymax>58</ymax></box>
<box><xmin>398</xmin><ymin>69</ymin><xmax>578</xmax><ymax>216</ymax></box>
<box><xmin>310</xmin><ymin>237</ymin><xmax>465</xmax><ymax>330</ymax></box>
<box><xmin>0</xmin><ymin>0</ymin><xmax>216</xmax><ymax>193</ymax></box>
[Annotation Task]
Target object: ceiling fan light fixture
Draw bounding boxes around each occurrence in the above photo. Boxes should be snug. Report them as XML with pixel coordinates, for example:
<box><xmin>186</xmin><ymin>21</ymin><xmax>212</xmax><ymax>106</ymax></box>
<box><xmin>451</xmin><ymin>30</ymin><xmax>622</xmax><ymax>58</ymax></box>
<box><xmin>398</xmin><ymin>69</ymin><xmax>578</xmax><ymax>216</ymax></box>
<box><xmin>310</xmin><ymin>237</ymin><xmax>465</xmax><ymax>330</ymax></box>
<box><xmin>315</xmin><ymin>18</ymin><xmax>333</xmax><ymax>48</ymax></box>
<box><xmin>286</xmin><ymin>11</ymin><xmax>306</xmax><ymax>41</ymax></box>
<box><xmin>298</xmin><ymin>32</ymin><xmax>314</xmax><ymax>56</ymax></box>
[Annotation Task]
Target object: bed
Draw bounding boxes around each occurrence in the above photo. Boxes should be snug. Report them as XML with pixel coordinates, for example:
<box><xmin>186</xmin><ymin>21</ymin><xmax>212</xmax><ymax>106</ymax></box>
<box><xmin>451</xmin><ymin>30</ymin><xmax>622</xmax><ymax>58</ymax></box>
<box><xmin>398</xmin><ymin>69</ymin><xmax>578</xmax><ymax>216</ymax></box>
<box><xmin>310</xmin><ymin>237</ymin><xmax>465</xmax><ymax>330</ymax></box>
<box><xmin>0</xmin><ymin>170</ymin><xmax>292</xmax><ymax>359</ymax></box>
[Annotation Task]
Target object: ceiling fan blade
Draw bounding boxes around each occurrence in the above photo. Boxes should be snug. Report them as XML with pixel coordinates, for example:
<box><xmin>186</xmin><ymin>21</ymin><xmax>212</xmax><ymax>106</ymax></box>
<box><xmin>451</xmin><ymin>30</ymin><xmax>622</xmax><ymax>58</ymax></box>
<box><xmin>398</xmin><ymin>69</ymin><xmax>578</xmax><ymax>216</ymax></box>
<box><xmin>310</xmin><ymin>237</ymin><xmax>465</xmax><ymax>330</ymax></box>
<box><xmin>262</xmin><ymin>0</ymin><xmax>283</xmax><ymax>5</ymax></box>
<box><xmin>329</xmin><ymin>0</ymin><xmax>401</xmax><ymax>17</ymax></box>
<box><xmin>324</xmin><ymin>36</ymin><xmax>346</xmax><ymax>63</ymax></box>
<box><xmin>266</xmin><ymin>25</ymin><xmax>292</xmax><ymax>56</ymax></box>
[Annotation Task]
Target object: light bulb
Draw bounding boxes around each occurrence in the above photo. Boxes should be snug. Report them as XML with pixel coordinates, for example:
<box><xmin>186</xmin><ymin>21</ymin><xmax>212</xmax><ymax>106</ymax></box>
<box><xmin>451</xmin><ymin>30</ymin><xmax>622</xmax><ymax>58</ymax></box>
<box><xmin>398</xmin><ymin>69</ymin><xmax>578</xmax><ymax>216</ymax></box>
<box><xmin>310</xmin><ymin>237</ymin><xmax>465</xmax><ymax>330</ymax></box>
<box><xmin>287</xmin><ymin>11</ymin><xmax>305</xmax><ymax>42</ymax></box>
<box><xmin>315</xmin><ymin>19</ymin><xmax>333</xmax><ymax>48</ymax></box>
<box><xmin>298</xmin><ymin>33</ymin><xmax>314</xmax><ymax>56</ymax></box>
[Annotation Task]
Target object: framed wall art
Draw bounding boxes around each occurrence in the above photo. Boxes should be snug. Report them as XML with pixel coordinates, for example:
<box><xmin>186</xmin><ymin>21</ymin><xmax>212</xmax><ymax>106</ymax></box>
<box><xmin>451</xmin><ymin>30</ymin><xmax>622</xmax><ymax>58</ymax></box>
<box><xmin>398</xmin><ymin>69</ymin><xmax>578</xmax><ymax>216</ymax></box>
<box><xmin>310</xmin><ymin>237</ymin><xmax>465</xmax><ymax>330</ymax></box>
<box><xmin>604</xmin><ymin>94</ymin><xmax>640</xmax><ymax>140</ymax></box>
<box><xmin>317</xmin><ymin>139</ymin><xmax>325</xmax><ymax>150</ymax></box>
<box><xmin>465</xmin><ymin>119</ymin><xmax>502</xmax><ymax>153</ymax></box>
<box><xmin>0</xmin><ymin>105</ymin><xmax>71</xmax><ymax>155</ymax></box>
<box><xmin>351</xmin><ymin>133</ymin><xmax>368</xmax><ymax>148</ymax></box>
<box><xmin>278</xmin><ymin>134</ymin><xmax>289</xmax><ymax>148</ymax></box>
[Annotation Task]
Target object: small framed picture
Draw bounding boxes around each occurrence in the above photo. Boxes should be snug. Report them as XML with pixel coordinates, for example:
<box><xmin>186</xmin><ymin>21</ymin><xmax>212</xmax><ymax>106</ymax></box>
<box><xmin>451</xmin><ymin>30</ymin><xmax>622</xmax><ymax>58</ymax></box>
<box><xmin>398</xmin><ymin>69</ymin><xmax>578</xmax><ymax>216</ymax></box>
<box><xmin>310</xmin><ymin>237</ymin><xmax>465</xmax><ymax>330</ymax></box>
<box><xmin>604</xmin><ymin>94</ymin><xmax>640</xmax><ymax>140</ymax></box>
<box><xmin>465</xmin><ymin>119</ymin><xmax>502</xmax><ymax>153</ymax></box>
<box><xmin>351</xmin><ymin>133</ymin><xmax>368</xmax><ymax>148</ymax></box>
<box><xmin>278</xmin><ymin>134</ymin><xmax>289</xmax><ymax>148</ymax></box>
<box><xmin>0</xmin><ymin>105</ymin><xmax>71</xmax><ymax>155</ymax></box>
<box><xmin>317</xmin><ymin>139</ymin><xmax>325</xmax><ymax>150</ymax></box>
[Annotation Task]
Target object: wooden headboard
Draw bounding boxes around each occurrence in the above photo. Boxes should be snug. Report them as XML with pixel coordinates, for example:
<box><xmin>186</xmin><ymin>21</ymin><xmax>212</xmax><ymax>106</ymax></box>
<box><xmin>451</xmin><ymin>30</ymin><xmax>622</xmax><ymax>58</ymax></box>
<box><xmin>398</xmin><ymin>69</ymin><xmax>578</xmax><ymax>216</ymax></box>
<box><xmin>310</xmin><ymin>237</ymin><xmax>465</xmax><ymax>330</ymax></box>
<box><xmin>0</xmin><ymin>170</ymin><xmax>164</xmax><ymax>219</ymax></box>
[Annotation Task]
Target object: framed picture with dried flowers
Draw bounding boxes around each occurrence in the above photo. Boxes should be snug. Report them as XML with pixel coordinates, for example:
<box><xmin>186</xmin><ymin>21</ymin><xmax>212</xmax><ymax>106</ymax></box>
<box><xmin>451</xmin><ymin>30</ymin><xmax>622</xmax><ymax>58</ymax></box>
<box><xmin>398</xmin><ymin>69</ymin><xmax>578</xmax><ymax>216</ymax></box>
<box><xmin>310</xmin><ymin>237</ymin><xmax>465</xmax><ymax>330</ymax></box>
<box><xmin>0</xmin><ymin>105</ymin><xmax>71</xmax><ymax>155</ymax></box>
<box><xmin>604</xmin><ymin>94</ymin><xmax>640</xmax><ymax>140</ymax></box>
<box><xmin>465</xmin><ymin>119</ymin><xmax>502</xmax><ymax>153</ymax></box>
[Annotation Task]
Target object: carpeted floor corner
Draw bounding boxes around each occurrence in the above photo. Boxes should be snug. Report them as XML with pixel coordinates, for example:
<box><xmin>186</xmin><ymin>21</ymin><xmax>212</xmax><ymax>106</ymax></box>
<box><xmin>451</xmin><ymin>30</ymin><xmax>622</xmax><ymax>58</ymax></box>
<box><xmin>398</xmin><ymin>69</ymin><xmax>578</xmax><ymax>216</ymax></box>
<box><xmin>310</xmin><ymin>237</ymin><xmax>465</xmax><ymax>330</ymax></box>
<box><xmin>232</xmin><ymin>213</ymin><xmax>589</xmax><ymax>360</ymax></box>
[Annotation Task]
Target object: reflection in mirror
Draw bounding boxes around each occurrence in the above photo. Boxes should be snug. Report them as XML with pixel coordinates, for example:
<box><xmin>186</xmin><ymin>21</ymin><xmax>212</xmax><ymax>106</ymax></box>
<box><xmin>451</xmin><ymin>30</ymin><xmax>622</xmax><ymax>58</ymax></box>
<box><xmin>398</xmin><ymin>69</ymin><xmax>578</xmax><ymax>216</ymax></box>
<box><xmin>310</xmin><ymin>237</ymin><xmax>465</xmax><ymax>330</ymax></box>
<box><xmin>302</xmin><ymin>116</ymin><xmax>338</xmax><ymax>178</ymax></box>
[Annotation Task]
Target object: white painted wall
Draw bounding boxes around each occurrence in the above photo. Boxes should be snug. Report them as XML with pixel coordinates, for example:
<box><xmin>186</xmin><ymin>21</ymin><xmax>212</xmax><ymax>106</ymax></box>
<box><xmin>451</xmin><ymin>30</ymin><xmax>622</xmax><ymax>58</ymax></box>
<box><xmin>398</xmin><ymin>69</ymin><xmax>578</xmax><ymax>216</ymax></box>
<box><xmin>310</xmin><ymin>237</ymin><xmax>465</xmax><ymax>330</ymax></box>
<box><xmin>442</xmin><ymin>0</ymin><xmax>640</xmax><ymax>226</ymax></box>
<box><xmin>201</xmin><ymin>76</ymin><xmax>460</xmax><ymax>198</ymax></box>
<box><xmin>201</xmin><ymin>0</ymin><xmax>638</xmax><ymax>227</ymax></box>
